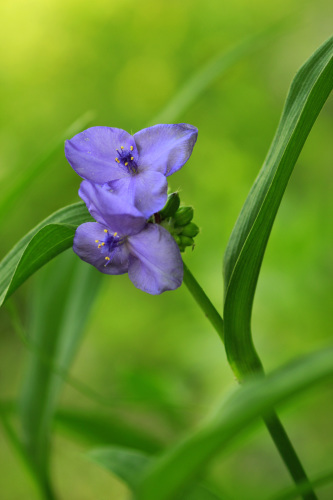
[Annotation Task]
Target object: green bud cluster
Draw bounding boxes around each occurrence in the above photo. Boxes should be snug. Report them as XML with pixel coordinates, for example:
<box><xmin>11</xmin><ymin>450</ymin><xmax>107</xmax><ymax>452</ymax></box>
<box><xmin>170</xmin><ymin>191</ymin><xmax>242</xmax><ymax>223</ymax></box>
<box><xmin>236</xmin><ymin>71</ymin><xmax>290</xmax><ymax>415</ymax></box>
<box><xmin>158</xmin><ymin>192</ymin><xmax>199</xmax><ymax>253</ymax></box>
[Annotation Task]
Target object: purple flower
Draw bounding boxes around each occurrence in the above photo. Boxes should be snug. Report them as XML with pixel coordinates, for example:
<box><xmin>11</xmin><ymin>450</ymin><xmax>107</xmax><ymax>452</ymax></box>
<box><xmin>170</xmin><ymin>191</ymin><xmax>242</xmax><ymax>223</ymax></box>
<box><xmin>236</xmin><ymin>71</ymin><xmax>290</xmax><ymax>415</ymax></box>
<box><xmin>73</xmin><ymin>181</ymin><xmax>183</xmax><ymax>295</ymax></box>
<box><xmin>65</xmin><ymin>123</ymin><xmax>198</xmax><ymax>218</ymax></box>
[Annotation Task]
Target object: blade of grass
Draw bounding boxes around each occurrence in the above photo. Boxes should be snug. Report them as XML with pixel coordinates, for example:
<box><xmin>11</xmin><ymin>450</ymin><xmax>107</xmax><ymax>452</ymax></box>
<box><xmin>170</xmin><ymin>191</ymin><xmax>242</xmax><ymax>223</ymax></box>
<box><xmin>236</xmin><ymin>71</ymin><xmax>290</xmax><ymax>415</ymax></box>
<box><xmin>88</xmin><ymin>446</ymin><xmax>223</xmax><ymax>499</ymax></box>
<box><xmin>19</xmin><ymin>252</ymin><xmax>102</xmax><ymax>492</ymax></box>
<box><xmin>223</xmin><ymin>36</ymin><xmax>333</xmax><ymax>375</ymax></box>
<box><xmin>137</xmin><ymin>344</ymin><xmax>333</xmax><ymax>500</ymax></box>
<box><xmin>0</xmin><ymin>401</ymin><xmax>48</xmax><ymax>500</ymax></box>
<box><xmin>271</xmin><ymin>469</ymin><xmax>333</xmax><ymax>500</ymax></box>
<box><xmin>221</xmin><ymin>36</ymin><xmax>333</xmax><ymax>498</ymax></box>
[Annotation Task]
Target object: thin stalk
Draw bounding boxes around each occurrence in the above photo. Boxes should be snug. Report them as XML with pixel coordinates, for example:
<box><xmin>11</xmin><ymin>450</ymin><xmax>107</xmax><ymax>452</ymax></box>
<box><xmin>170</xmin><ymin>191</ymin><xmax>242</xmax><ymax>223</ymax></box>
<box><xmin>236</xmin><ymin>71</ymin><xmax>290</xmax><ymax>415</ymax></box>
<box><xmin>264</xmin><ymin>414</ymin><xmax>317</xmax><ymax>500</ymax></box>
<box><xmin>182</xmin><ymin>261</ymin><xmax>317</xmax><ymax>500</ymax></box>
<box><xmin>182</xmin><ymin>262</ymin><xmax>224</xmax><ymax>342</ymax></box>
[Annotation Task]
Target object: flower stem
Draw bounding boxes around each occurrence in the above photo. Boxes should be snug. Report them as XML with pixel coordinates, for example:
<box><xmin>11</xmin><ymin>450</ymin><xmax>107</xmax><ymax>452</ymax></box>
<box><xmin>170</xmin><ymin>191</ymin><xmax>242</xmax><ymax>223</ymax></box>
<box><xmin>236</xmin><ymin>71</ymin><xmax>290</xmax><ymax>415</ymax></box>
<box><xmin>182</xmin><ymin>261</ymin><xmax>317</xmax><ymax>500</ymax></box>
<box><xmin>182</xmin><ymin>262</ymin><xmax>224</xmax><ymax>342</ymax></box>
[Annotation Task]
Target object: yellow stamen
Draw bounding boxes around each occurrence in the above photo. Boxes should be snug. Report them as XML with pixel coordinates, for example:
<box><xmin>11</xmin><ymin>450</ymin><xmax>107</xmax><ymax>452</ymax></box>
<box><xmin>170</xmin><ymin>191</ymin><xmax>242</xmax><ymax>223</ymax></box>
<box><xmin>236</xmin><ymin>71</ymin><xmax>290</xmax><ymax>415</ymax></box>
<box><xmin>130</xmin><ymin>146</ymin><xmax>133</xmax><ymax>151</ymax></box>
<box><xmin>120</xmin><ymin>145</ymin><xmax>124</xmax><ymax>149</ymax></box>
<box><xmin>104</xmin><ymin>229</ymin><xmax>108</xmax><ymax>233</ymax></box>
<box><xmin>114</xmin><ymin>232</ymin><xmax>117</xmax><ymax>236</ymax></box>
<box><xmin>101</xmin><ymin>242</ymin><xmax>105</xmax><ymax>246</ymax></box>
<box><xmin>95</xmin><ymin>240</ymin><xmax>99</xmax><ymax>243</ymax></box>
<box><xmin>98</xmin><ymin>244</ymin><xmax>102</xmax><ymax>248</ymax></box>
<box><xmin>124</xmin><ymin>162</ymin><xmax>128</xmax><ymax>166</ymax></box>
<box><xmin>115</xmin><ymin>157</ymin><xmax>120</xmax><ymax>163</ymax></box>
<box><xmin>130</xmin><ymin>156</ymin><xmax>134</xmax><ymax>160</ymax></box>
<box><xmin>105</xmin><ymin>256</ymin><xmax>110</xmax><ymax>261</ymax></box>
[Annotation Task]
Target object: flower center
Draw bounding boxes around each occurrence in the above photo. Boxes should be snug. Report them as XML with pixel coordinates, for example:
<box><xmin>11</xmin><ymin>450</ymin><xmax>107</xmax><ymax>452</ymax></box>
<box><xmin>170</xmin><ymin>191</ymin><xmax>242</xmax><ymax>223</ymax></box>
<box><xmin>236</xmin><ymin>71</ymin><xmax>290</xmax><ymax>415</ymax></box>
<box><xmin>95</xmin><ymin>229</ymin><xmax>125</xmax><ymax>266</ymax></box>
<box><xmin>114</xmin><ymin>145</ymin><xmax>138</xmax><ymax>174</ymax></box>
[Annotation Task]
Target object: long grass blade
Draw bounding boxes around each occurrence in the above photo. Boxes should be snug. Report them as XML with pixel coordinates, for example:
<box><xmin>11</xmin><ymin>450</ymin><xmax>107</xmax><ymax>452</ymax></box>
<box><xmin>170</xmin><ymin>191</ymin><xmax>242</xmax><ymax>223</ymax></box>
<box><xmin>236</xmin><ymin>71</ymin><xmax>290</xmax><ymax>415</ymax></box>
<box><xmin>222</xmin><ymin>35</ymin><xmax>333</xmax><ymax>499</ymax></box>
<box><xmin>137</xmin><ymin>344</ymin><xmax>333</xmax><ymax>500</ymax></box>
<box><xmin>19</xmin><ymin>252</ymin><xmax>102</xmax><ymax>490</ymax></box>
<box><xmin>88</xmin><ymin>446</ymin><xmax>222</xmax><ymax>499</ymax></box>
<box><xmin>223</xmin><ymin>36</ymin><xmax>333</xmax><ymax>376</ymax></box>
<box><xmin>272</xmin><ymin>469</ymin><xmax>333</xmax><ymax>500</ymax></box>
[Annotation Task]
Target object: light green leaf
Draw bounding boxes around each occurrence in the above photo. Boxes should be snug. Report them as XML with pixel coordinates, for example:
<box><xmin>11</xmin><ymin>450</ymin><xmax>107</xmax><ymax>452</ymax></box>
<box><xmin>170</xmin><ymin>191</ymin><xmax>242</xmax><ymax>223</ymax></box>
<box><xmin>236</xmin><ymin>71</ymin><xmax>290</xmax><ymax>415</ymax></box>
<box><xmin>0</xmin><ymin>202</ymin><xmax>93</xmax><ymax>307</ymax></box>
<box><xmin>137</xmin><ymin>344</ymin><xmax>333</xmax><ymax>500</ymax></box>
<box><xmin>0</xmin><ymin>400</ymin><xmax>46</xmax><ymax>500</ymax></box>
<box><xmin>55</xmin><ymin>408</ymin><xmax>164</xmax><ymax>454</ymax></box>
<box><xmin>88</xmin><ymin>446</ymin><xmax>222</xmax><ymax>499</ymax></box>
<box><xmin>19</xmin><ymin>251</ymin><xmax>102</xmax><ymax>485</ymax></box>
<box><xmin>223</xmin><ymin>36</ymin><xmax>333</xmax><ymax>378</ymax></box>
<box><xmin>0</xmin><ymin>112</ymin><xmax>94</xmax><ymax>222</ymax></box>
<box><xmin>88</xmin><ymin>447</ymin><xmax>152</xmax><ymax>491</ymax></box>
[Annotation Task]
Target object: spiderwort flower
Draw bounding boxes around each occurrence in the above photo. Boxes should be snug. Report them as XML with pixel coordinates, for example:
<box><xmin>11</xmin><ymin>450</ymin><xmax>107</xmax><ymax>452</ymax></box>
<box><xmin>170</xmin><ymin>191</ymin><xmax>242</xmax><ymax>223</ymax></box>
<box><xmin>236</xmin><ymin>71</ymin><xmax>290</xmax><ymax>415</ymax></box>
<box><xmin>65</xmin><ymin>124</ymin><xmax>198</xmax><ymax>218</ymax></box>
<box><xmin>74</xmin><ymin>181</ymin><xmax>183</xmax><ymax>294</ymax></box>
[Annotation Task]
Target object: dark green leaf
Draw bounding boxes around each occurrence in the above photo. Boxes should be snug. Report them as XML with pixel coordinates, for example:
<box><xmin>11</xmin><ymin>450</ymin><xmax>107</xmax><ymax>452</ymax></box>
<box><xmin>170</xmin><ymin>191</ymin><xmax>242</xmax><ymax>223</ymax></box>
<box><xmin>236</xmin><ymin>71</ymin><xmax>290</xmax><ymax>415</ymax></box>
<box><xmin>19</xmin><ymin>252</ymin><xmax>102</xmax><ymax>480</ymax></box>
<box><xmin>137</xmin><ymin>344</ymin><xmax>333</xmax><ymax>500</ymax></box>
<box><xmin>0</xmin><ymin>202</ymin><xmax>93</xmax><ymax>307</ymax></box>
<box><xmin>223</xmin><ymin>36</ymin><xmax>333</xmax><ymax>378</ymax></box>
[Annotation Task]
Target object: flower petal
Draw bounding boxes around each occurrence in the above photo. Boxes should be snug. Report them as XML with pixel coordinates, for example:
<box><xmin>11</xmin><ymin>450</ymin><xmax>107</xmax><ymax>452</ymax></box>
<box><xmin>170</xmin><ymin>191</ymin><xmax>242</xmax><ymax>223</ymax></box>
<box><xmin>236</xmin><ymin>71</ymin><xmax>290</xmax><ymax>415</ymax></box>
<box><xmin>134</xmin><ymin>124</ymin><xmax>198</xmax><ymax>176</ymax></box>
<box><xmin>79</xmin><ymin>181</ymin><xmax>146</xmax><ymax>235</ymax></box>
<box><xmin>65</xmin><ymin>126</ymin><xmax>138</xmax><ymax>183</ymax></box>
<box><xmin>73</xmin><ymin>222</ymin><xmax>130</xmax><ymax>274</ymax></box>
<box><xmin>127</xmin><ymin>224</ymin><xmax>183</xmax><ymax>294</ymax></box>
<box><xmin>109</xmin><ymin>170</ymin><xmax>168</xmax><ymax>218</ymax></box>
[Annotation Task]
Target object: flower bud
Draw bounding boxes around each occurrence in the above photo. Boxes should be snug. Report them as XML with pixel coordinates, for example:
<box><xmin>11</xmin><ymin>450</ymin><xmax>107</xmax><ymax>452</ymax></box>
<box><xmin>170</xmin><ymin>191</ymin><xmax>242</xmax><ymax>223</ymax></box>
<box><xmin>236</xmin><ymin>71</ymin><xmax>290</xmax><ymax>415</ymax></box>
<box><xmin>179</xmin><ymin>235</ymin><xmax>194</xmax><ymax>247</ymax></box>
<box><xmin>181</xmin><ymin>222</ymin><xmax>199</xmax><ymax>237</ymax></box>
<box><xmin>174</xmin><ymin>206</ymin><xmax>194</xmax><ymax>227</ymax></box>
<box><xmin>159</xmin><ymin>192</ymin><xmax>180</xmax><ymax>219</ymax></box>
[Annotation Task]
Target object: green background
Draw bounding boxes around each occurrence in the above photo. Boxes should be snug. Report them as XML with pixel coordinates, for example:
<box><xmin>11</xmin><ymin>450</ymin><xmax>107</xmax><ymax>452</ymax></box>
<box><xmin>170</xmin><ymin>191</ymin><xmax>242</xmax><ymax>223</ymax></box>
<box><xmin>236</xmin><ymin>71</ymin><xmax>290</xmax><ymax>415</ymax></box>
<box><xmin>0</xmin><ymin>0</ymin><xmax>332</xmax><ymax>498</ymax></box>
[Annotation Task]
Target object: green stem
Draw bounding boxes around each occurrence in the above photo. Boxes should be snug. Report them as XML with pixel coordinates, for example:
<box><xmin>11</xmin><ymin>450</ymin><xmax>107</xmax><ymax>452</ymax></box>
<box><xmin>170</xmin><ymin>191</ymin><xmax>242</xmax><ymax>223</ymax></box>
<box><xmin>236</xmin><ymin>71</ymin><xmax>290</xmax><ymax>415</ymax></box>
<box><xmin>264</xmin><ymin>414</ymin><xmax>317</xmax><ymax>500</ymax></box>
<box><xmin>182</xmin><ymin>262</ymin><xmax>317</xmax><ymax>500</ymax></box>
<box><xmin>182</xmin><ymin>262</ymin><xmax>224</xmax><ymax>342</ymax></box>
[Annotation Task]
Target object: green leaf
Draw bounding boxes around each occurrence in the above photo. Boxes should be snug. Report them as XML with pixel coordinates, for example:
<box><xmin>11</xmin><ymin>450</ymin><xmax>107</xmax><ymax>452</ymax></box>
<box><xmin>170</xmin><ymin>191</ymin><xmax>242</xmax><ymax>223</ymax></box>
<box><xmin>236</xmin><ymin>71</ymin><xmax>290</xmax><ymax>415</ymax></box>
<box><xmin>272</xmin><ymin>468</ymin><xmax>333</xmax><ymax>500</ymax></box>
<box><xmin>136</xmin><ymin>344</ymin><xmax>333</xmax><ymax>500</ymax></box>
<box><xmin>0</xmin><ymin>112</ymin><xmax>94</xmax><ymax>222</ymax></box>
<box><xmin>0</xmin><ymin>400</ymin><xmax>46</xmax><ymax>500</ymax></box>
<box><xmin>88</xmin><ymin>446</ymin><xmax>222</xmax><ymax>499</ymax></box>
<box><xmin>88</xmin><ymin>447</ymin><xmax>152</xmax><ymax>490</ymax></box>
<box><xmin>19</xmin><ymin>251</ymin><xmax>102</xmax><ymax>484</ymax></box>
<box><xmin>55</xmin><ymin>408</ymin><xmax>163</xmax><ymax>454</ymax></box>
<box><xmin>0</xmin><ymin>202</ymin><xmax>93</xmax><ymax>307</ymax></box>
<box><xmin>223</xmin><ymin>36</ymin><xmax>333</xmax><ymax>378</ymax></box>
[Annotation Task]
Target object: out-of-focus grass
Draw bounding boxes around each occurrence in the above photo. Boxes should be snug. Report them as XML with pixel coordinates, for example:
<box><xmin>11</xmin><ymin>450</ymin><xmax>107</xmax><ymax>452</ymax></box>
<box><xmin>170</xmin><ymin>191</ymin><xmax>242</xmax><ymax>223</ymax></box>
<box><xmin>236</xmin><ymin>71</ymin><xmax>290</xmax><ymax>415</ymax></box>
<box><xmin>0</xmin><ymin>0</ymin><xmax>332</xmax><ymax>498</ymax></box>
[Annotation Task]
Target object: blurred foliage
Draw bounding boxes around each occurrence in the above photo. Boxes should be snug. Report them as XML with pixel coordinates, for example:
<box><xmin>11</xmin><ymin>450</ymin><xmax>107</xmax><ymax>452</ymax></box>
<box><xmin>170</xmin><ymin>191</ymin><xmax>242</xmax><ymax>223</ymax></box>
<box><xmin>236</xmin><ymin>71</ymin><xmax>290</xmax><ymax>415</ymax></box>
<box><xmin>0</xmin><ymin>0</ymin><xmax>332</xmax><ymax>498</ymax></box>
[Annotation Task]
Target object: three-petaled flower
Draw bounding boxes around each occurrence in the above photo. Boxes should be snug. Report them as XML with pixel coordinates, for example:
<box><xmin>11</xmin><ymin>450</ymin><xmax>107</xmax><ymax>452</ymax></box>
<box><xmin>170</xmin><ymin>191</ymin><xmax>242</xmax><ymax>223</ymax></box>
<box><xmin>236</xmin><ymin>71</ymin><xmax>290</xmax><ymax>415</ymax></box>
<box><xmin>74</xmin><ymin>181</ymin><xmax>183</xmax><ymax>295</ymax></box>
<box><xmin>65</xmin><ymin>123</ymin><xmax>198</xmax><ymax>217</ymax></box>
